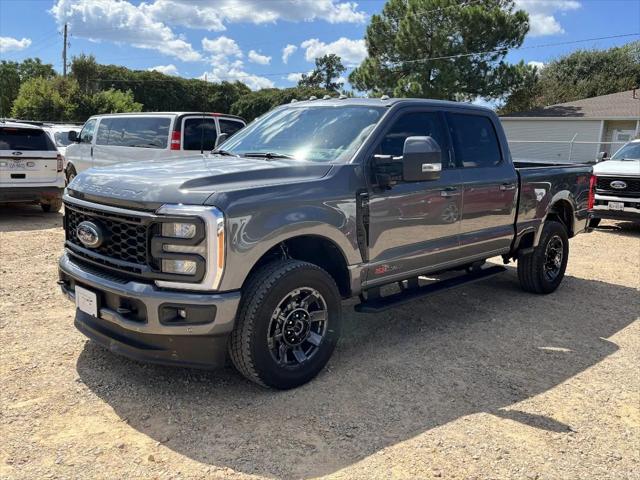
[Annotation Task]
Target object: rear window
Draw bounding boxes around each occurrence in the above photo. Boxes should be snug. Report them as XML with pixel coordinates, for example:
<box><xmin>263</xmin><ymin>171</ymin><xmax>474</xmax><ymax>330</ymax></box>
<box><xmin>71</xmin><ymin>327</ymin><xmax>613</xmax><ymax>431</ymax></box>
<box><xmin>0</xmin><ymin>127</ymin><xmax>55</xmax><ymax>151</ymax></box>
<box><xmin>447</xmin><ymin>114</ymin><xmax>502</xmax><ymax>168</ymax></box>
<box><xmin>219</xmin><ymin>119</ymin><xmax>244</xmax><ymax>137</ymax></box>
<box><xmin>183</xmin><ymin>117</ymin><xmax>217</xmax><ymax>151</ymax></box>
<box><xmin>96</xmin><ymin>117</ymin><xmax>170</xmax><ymax>149</ymax></box>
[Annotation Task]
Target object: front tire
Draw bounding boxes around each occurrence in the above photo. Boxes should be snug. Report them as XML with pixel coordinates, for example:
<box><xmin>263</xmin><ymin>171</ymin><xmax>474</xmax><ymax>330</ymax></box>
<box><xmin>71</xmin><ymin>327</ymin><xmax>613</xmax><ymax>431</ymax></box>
<box><xmin>517</xmin><ymin>220</ymin><xmax>569</xmax><ymax>294</ymax></box>
<box><xmin>229</xmin><ymin>260</ymin><xmax>342</xmax><ymax>389</ymax></box>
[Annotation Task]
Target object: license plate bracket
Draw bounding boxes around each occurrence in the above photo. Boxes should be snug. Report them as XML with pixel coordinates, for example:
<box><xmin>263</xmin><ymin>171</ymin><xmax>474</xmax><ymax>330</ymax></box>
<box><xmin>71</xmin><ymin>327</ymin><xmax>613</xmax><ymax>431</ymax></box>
<box><xmin>75</xmin><ymin>285</ymin><xmax>98</xmax><ymax>317</ymax></box>
<box><xmin>608</xmin><ymin>201</ymin><xmax>624</xmax><ymax>211</ymax></box>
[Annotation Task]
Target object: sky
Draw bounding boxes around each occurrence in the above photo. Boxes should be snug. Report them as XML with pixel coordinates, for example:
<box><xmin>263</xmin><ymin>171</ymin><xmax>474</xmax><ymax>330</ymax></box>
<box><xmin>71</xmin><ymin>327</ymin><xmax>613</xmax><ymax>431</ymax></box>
<box><xmin>0</xmin><ymin>0</ymin><xmax>639</xmax><ymax>93</ymax></box>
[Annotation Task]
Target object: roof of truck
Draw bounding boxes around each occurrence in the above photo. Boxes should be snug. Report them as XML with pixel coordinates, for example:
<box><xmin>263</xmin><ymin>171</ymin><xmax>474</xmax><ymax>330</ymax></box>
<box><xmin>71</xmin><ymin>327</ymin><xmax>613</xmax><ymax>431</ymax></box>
<box><xmin>88</xmin><ymin>112</ymin><xmax>245</xmax><ymax>121</ymax></box>
<box><xmin>282</xmin><ymin>96</ymin><xmax>495</xmax><ymax>113</ymax></box>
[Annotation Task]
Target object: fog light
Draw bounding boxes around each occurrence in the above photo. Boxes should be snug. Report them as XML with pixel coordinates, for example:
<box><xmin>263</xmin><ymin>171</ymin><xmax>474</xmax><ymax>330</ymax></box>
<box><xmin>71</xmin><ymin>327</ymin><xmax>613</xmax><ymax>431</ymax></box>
<box><xmin>162</xmin><ymin>259</ymin><xmax>197</xmax><ymax>275</ymax></box>
<box><xmin>162</xmin><ymin>222</ymin><xmax>197</xmax><ymax>239</ymax></box>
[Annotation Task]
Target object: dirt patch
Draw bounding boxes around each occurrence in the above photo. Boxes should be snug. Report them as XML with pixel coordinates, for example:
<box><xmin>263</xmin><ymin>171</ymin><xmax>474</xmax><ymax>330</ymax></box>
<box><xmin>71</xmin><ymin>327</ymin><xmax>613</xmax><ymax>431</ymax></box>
<box><xmin>1</xmin><ymin>203</ymin><xmax>639</xmax><ymax>479</ymax></box>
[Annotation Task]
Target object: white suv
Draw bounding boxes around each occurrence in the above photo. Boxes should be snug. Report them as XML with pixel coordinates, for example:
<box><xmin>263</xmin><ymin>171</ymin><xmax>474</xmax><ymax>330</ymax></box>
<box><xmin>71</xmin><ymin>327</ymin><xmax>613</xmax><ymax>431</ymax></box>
<box><xmin>64</xmin><ymin>112</ymin><xmax>246</xmax><ymax>182</ymax></box>
<box><xmin>0</xmin><ymin>121</ymin><xmax>64</xmax><ymax>212</ymax></box>
<box><xmin>591</xmin><ymin>139</ymin><xmax>640</xmax><ymax>225</ymax></box>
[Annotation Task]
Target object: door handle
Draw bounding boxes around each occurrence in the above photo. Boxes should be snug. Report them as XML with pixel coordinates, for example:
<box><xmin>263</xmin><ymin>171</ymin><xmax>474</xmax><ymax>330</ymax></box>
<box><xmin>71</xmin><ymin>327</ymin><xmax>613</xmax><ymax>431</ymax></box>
<box><xmin>500</xmin><ymin>183</ymin><xmax>516</xmax><ymax>191</ymax></box>
<box><xmin>440</xmin><ymin>187</ymin><xmax>461</xmax><ymax>197</ymax></box>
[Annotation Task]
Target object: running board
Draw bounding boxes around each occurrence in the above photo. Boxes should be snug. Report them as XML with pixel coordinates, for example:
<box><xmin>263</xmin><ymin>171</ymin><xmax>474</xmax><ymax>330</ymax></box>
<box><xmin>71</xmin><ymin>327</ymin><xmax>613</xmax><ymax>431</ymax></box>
<box><xmin>354</xmin><ymin>265</ymin><xmax>507</xmax><ymax>313</ymax></box>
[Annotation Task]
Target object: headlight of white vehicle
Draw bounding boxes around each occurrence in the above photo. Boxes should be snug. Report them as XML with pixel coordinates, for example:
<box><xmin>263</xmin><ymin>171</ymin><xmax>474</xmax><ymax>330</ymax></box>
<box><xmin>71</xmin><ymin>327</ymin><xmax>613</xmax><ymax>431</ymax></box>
<box><xmin>152</xmin><ymin>205</ymin><xmax>225</xmax><ymax>291</ymax></box>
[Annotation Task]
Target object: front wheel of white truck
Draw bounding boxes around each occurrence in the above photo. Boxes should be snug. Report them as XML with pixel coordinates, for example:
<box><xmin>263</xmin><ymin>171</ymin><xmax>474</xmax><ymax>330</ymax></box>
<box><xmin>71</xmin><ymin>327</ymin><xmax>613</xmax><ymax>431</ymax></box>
<box><xmin>229</xmin><ymin>260</ymin><xmax>342</xmax><ymax>389</ymax></box>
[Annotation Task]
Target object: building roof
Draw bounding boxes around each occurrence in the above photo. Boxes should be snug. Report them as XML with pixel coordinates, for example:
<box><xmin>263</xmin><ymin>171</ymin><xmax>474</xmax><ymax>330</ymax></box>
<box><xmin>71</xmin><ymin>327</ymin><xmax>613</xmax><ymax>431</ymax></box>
<box><xmin>502</xmin><ymin>89</ymin><xmax>640</xmax><ymax>119</ymax></box>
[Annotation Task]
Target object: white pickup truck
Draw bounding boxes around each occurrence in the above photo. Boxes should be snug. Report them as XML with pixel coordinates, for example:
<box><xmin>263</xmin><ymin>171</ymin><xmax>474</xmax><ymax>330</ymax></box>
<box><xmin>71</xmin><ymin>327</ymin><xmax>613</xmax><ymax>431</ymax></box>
<box><xmin>591</xmin><ymin>139</ymin><xmax>640</xmax><ymax>225</ymax></box>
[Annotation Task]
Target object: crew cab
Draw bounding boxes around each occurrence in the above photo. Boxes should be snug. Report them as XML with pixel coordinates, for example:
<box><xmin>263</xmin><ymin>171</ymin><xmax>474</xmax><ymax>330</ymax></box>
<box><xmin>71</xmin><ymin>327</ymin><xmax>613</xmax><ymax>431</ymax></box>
<box><xmin>591</xmin><ymin>139</ymin><xmax>640</xmax><ymax>225</ymax></box>
<box><xmin>58</xmin><ymin>98</ymin><xmax>594</xmax><ymax>389</ymax></box>
<box><xmin>1</xmin><ymin>121</ymin><xmax>64</xmax><ymax>212</ymax></box>
<box><xmin>64</xmin><ymin>112</ymin><xmax>246</xmax><ymax>183</ymax></box>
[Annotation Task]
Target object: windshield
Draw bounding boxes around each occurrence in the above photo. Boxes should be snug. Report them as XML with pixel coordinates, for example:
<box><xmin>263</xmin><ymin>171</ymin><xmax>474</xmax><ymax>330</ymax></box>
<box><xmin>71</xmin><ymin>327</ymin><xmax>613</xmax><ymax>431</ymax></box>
<box><xmin>611</xmin><ymin>142</ymin><xmax>640</xmax><ymax>161</ymax></box>
<box><xmin>221</xmin><ymin>105</ymin><xmax>385</xmax><ymax>163</ymax></box>
<box><xmin>54</xmin><ymin>131</ymin><xmax>74</xmax><ymax>147</ymax></box>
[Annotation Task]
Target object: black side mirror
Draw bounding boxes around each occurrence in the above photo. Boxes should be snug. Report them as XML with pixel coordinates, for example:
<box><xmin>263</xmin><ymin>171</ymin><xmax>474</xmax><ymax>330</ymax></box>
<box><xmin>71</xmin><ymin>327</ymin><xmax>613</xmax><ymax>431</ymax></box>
<box><xmin>215</xmin><ymin>133</ymin><xmax>229</xmax><ymax>149</ymax></box>
<box><xmin>68</xmin><ymin>130</ymin><xmax>79</xmax><ymax>142</ymax></box>
<box><xmin>402</xmin><ymin>136</ymin><xmax>442</xmax><ymax>181</ymax></box>
<box><xmin>596</xmin><ymin>151</ymin><xmax>608</xmax><ymax>162</ymax></box>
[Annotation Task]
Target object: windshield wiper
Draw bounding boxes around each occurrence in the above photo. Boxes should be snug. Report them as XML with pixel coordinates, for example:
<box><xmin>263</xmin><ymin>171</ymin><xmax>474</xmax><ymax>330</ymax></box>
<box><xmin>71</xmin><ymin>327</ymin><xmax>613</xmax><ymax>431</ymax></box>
<box><xmin>210</xmin><ymin>149</ymin><xmax>237</xmax><ymax>156</ymax></box>
<box><xmin>243</xmin><ymin>151</ymin><xmax>295</xmax><ymax>160</ymax></box>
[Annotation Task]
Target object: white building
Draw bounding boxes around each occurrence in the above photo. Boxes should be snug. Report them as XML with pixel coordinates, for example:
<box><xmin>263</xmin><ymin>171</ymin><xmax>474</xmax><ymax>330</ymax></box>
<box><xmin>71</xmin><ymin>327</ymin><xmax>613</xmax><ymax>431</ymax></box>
<box><xmin>501</xmin><ymin>89</ymin><xmax>640</xmax><ymax>163</ymax></box>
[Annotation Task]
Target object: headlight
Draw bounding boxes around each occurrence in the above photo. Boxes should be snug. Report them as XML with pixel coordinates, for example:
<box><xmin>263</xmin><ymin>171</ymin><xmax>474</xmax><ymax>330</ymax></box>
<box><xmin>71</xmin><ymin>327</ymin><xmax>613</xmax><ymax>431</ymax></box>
<box><xmin>162</xmin><ymin>222</ymin><xmax>197</xmax><ymax>239</ymax></box>
<box><xmin>152</xmin><ymin>205</ymin><xmax>225</xmax><ymax>291</ymax></box>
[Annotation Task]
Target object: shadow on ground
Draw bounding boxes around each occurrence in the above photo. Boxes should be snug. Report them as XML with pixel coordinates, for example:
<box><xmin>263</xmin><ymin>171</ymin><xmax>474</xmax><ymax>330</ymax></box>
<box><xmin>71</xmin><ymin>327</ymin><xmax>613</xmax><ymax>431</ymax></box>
<box><xmin>595</xmin><ymin>220</ymin><xmax>640</xmax><ymax>237</ymax></box>
<box><xmin>0</xmin><ymin>203</ymin><xmax>62</xmax><ymax>233</ymax></box>
<box><xmin>76</xmin><ymin>268</ymin><xmax>639</xmax><ymax>479</ymax></box>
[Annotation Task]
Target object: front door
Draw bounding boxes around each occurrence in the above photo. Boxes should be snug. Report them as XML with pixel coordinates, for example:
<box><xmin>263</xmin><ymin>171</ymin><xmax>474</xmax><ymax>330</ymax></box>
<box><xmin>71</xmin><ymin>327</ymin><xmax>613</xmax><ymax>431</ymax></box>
<box><xmin>72</xmin><ymin>118</ymin><xmax>97</xmax><ymax>174</ymax></box>
<box><xmin>366</xmin><ymin>110</ymin><xmax>461</xmax><ymax>286</ymax></box>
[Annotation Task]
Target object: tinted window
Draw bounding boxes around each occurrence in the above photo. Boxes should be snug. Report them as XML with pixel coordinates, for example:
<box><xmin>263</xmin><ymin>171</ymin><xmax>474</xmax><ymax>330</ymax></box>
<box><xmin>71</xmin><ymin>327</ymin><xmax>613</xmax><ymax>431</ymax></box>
<box><xmin>79</xmin><ymin>119</ymin><xmax>97</xmax><ymax>144</ymax></box>
<box><xmin>377</xmin><ymin>111</ymin><xmax>450</xmax><ymax>166</ymax></box>
<box><xmin>0</xmin><ymin>127</ymin><xmax>54</xmax><ymax>151</ymax></box>
<box><xmin>183</xmin><ymin>118</ymin><xmax>217</xmax><ymax>151</ymax></box>
<box><xmin>219</xmin><ymin>119</ymin><xmax>244</xmax><ymax>137</ymax></box>
<box><xmin>448</xmin><ymin>114</ymin><xmax>501</xmax><ymax>168</ymax></box>
<box><xmin>611</xmin><ymin>142</ymin><xmax>640</xmax><ymax>160</ymax></box>
<box><xmin>96</xmin><ymin>117</ymin><xmax>170</xmax><ymax>148</ymax></box>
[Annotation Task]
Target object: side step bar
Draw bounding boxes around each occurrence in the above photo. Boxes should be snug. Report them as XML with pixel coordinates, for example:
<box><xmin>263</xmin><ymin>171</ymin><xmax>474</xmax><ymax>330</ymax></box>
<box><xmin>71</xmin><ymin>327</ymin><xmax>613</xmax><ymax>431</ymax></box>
<box><xmin>354</xmin><ymin>265</ymin><xmax>506</xmax><ymax>313</ymax></box>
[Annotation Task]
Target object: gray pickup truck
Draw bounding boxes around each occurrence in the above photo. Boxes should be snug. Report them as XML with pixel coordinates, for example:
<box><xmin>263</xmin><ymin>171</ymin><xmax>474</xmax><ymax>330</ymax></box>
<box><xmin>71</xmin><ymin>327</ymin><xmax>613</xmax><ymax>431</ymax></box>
<box><xmin>58</xmin><ymin>98</ymin><xmax>594</xmax><ymax>389</ymax></box>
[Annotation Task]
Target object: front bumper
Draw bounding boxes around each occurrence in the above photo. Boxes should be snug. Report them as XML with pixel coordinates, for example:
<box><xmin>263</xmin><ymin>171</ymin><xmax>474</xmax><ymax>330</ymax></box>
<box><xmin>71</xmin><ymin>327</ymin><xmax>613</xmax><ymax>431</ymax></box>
<box><xmin>592</xmin><ymin>194</ymin><xmax>640</xmax><ymax>221</ymax></box>
<box><xmin>59</xmin><ymin>252</ymin><xmax>241</xmax><ymax>368</ymax></box>
<box><xmin>0</xmin><ymin>186</ymin><xmax>63</xmax><ymax>203</ymax></box>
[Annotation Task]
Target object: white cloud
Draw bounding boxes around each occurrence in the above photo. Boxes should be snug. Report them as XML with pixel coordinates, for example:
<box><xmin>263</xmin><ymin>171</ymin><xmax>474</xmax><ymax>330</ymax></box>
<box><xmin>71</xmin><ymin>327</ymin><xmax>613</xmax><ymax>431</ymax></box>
<box><xmin>282</xmin><ymin>44</ymin><xmax>298</xmax><ymax>64</ymax></box>
<box><xmin>286</xmin><ymin>72</ymin><xmax>304</xmax><ymax>83</ymax></box>
<box><xmin>527</xmin><ymin>60</ymin><xmax>546</xmax><ymax>70</ymax></box>
<box><xmin>148</xmin><ymin>64</ymin><xmax>179</xmax><ymax>75</ymax></box>
<box><xmin>0</xmin><ymin>36</ymin><xmax>31</xmax><ymax>53</ymax></box>
<box><xmin>248</xmin><ymin>50</ymin><xmax>271</xmax><ymax>65</ymax></box>
<box><xmin>516</xmin><ymin>0</ymin><xmax>581</xmax><ymax>36</ymax></box>
<box><xmin>300</xmin><ymin>37</ymin><xmax>367</xmax><ymax>67</ymax></box>
<box><xmin>201</xmin><ymin>36</ymin><xmax>273</xmax><ymax>90</ymax></box>
<box><xmin>144</xmin><ymin>0</ymin><xmax>366</xmax><ymax>28</ymax></box>
<box><xmin>50</xmin><ymin>0</ymin><xmax>201</xmax><ymax>61</ymax></box>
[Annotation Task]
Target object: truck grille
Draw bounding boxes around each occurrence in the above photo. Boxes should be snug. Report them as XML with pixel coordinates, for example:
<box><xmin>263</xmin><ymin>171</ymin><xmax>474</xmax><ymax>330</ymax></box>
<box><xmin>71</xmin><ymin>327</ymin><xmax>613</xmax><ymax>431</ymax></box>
<box><xmin>596</xmin><ymin>176</ymin><xmax>640</xmax><ymax>196</ymax></box>
<box><xmin>64</xmin><ymin>201</ymin><xmax>152</xmax><ymax>274</ymax></box>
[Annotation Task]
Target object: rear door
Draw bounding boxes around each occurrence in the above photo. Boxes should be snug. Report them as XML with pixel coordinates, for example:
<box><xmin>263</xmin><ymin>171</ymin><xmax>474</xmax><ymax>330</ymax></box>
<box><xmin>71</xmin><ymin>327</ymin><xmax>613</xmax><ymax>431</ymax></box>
<box><xmin>0</xmin><ymin>126</ymin><xmax>59</xmax><ymax>185</ymax></box>
<box><xmin>447</xmin><ymin>112</ymin><xmax>518</xmax><ymax>258</ymax></box>
<box><xmin>181</xmin><ymin>116</ymin><xmax>218</xmax><ymax>153</ymax></box>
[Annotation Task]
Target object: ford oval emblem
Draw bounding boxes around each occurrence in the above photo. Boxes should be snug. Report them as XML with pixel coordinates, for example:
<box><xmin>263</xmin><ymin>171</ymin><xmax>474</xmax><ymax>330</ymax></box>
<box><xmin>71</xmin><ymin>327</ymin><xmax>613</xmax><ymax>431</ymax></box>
<box><xmin>610</xmin><ymin>180</ymin><xmax>627</xmax><ymax>190</ymax></box>
<box><xmin>76</xmin><ymin>221</ymin><xmax>103</xmax><ymax>248</ymax></box>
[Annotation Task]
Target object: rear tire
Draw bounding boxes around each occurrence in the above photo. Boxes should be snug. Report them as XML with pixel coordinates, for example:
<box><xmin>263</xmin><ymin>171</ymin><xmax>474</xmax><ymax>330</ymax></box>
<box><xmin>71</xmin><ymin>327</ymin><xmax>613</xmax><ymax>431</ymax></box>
<box><xmin>41</xmin><ymin>197</ymin><xmax>62</xmax><ymax>213</ymax></box>
<box><xmin>229</xmin><ymin>260</ymin><xmax>342</xmax><ymax>389</ymax></box>
<box><xmin>517</xmin><ymin>220</ymin><xmax>569</xmax><ymax>294</ymax></box>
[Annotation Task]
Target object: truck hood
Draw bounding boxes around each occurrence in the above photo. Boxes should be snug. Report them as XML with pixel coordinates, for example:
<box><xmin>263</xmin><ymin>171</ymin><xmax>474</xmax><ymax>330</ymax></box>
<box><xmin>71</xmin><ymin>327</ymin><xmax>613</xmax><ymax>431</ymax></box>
<box><xmin>67</xmin><ymin>155</ymin><xmax>333</xmax><ymax>209</ymax></box>
<box><xmin>593</xmin><ymin>159</ymin><xmax>640</xmax><ymax>176</ymax></box>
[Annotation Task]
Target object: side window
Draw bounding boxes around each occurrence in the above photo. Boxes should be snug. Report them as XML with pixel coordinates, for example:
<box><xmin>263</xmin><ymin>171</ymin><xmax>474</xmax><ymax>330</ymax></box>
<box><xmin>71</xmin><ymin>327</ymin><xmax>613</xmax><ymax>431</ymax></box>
<box><xmin>79</xmin><ymin>119</ymin><xmax>97</xmax><ymax>144</ymax></box>
<box><xmin>219</xmin><ymin>119</ymin><xmax>244</xmax><ymax>138</ymax></box>
<box><xmin>448</xmin><ymin>114</ymin><xmax>501</xmax><ymax>168</ymax></box>
<box><xmin>376</xmin><ymin>111</ymin><xmax>451</xmax><ymax>167</ymax></box>
<box><xmin>102</xmin><ymin>117</ymin><xmax>171</xmax><ymax>149</ymax></box>
<box><xmin>183</xmin><ymin>118</ymin><xmax>217</xmax><ymax>151</ymax></box>
<box><xmin>95</xmin><ymin>118</ymin><xmax>112</xmax><ymax>145</ymax></box>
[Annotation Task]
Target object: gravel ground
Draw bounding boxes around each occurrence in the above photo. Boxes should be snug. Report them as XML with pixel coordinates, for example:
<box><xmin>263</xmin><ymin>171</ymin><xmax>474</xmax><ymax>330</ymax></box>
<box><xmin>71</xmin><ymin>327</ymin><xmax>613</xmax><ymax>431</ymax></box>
<box><xmin>1</xmin><ymin>203</ymin><xmax>639</xmax><ymax>480</ymax></box>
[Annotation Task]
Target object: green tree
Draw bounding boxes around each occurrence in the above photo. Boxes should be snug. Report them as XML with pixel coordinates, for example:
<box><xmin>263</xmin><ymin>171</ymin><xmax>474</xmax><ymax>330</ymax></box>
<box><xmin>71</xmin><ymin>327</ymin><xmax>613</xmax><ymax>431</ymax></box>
<box><xmin>71</xmin><ymin>54</ymin><xmax>100</xmax><ymax>94</ymax></box>
<box><xmin>349</xmin><ymin>0</ymin><xmax>529</xmax><ymax>100</ymax></box>
<box><xmin>230</xmin><ymin>86</ymin><xmax>331</xmax><ymax>121</ymax></box>
<box><xmin>0</xmin><ymin>61</ymin><xmax>21</xmax><ymax>117</ymax></box>
<box><xmin>90</xmin><ymin>88</ymin><xmax>143</xmax><ymax>114</ymax></box>
<box><xmin>501</xmin><ymin>41</ymin><xmax>640</xmax><ymax>114</ymax></box>
<box><xmin>299</xmin><ymin>54</ymin><xmax>346</xmax><ymax>91</ymax></box>
<box><xmin>11</xmin><ymin>77</ymin><xmax>78</xmax><ymax>121</ymax></box>
<box><xmin>18</xmin><ymin>58</ymin><xmax>56</xmax><ymax>82</ymax></box>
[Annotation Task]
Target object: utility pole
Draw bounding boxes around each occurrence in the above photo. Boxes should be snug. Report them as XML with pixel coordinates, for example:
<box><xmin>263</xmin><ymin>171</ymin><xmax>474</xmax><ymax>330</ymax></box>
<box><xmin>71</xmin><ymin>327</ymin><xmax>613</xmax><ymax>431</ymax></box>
<box><xmin>62</xmin><ymin>23</ymin><xmax>68</xmax><ymax>77</ymax></box>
